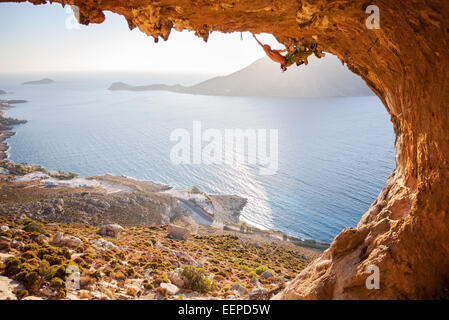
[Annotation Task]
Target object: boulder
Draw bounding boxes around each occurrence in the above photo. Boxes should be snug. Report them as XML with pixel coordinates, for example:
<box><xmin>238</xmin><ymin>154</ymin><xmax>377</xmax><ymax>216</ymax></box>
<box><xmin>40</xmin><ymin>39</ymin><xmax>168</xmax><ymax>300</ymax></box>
<box><xmin>22</xmin><ymin>296</ymin><xmax>45</xmax><ymax>300</ymax></box>
<box><xmin>99</xmin><ymin>224</ymin><xmax>123</xmax><ymax>239</ymax></box>
<box><xmin>11</xmin><ymin>240</ymin><xmax>24</xmax><ymax>250</ymax></box>
<box><xmin>168</xmin><ymin>268</ymin><xmax>185</xmax><ymax>288</ymax></box>
<box><xmin>52</xmin><ymin>232</ymin><xmax>64</xmax><ymax>244</ymax></box>
<box><xmin>62</xmin><ymin>236</ymin><xmax>83</xmax><ymax>248</ymax></box>
<box><xmin>0</xmin><ymin>252</ymin><xmax>14</xmax><ymax>263</ymax></box>
<box><xmin>249</xmin><ymin>287</ymin><xmax>268</xmax><ymax>299</ymax></box>
<box><xmin>0</xmin><ymin>275</ymin><xmax>24</xmax><ymax>300</ymax></box>
<box><xmin>260</xmin><ymin>270</ymin><xmax>275</xmax><ymax>279</ymax></box>
<box><xmin>250</xmin><ymin>276</ymin><xmax>260</xmax><ymax>287</ymax></box>
<box><xmin>90</xmin><ymin>238</ymin><xmax>119</xmax><ymax>251</ymax></box>
<box><xmin>37</xmin><ymin>234</ymin><xmax>49</xmax><ymax>244</ymax></box>
<box><xmin>168</xmin><ymin>224</ymin><xmax>191</xmax><ymax>240</ymax></box>
<box><xmin>160</xmin><ymin>283</ymin><xmax>180</xmax><ymax>295</ymax></box>
<box><xmin>230</xmin><ymin>284</ymin><xmax>248</xmax><ymax>296</ymax></box>
<box><xmin>52</xmin><ymin>232</ymin><xmax>82</xmax><ymax>248</ymax></box>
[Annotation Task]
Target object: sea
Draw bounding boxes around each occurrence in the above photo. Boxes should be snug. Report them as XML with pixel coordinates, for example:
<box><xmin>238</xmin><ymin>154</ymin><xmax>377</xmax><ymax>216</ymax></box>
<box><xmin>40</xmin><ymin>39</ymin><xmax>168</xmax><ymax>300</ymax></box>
<box><xmin>0</xmin><ymin>72</ymin><xmax>395</xmax><ymax>243</ymax></box>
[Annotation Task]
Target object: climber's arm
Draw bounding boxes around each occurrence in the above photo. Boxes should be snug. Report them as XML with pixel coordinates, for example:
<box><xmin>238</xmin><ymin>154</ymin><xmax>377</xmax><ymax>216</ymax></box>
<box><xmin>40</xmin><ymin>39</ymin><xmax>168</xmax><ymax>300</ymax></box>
<box><xmin>252</xmin><ymin>33</ymin><xmax>264</xmax><ymax>48</ymax></box>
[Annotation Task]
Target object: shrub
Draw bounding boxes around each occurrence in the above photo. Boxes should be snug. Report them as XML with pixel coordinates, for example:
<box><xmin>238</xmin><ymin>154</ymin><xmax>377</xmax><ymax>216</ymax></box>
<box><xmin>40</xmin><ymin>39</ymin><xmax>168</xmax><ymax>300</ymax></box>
<box><xmin>181</xmin><ymin>266</ymin><xmax>215</xmax><ymax>293</ymax></box>
<box><xmin>155</xmin><ymin>286</ymin><xmax>167</xmax><ymax>297</ymax></box>
<box><xmin>126</xmin><ymin>287</ymin><xmax>137</xmax><ymax>297</ymax></box>
<box><xmin>90</xmin><ymin>270</ymin><xmax>102</xmax><ymax>280</ymax></box>
<box><xmin>126</xmin><ymin>266</ymin><xmax>136</xmax><ymax>277</ymax></box>
<box><xmin>79</xmin><ymin>276</ymin><xmax>95</xmax><ymax>290</ymax></box>
<box><xmin>50</xmin><ymin>265</ymin><xmax>66</xmax><ymax>280</ymax></box>
<box><xmin>4</xmin><ymin>257</ymin><xmax>21</xmax><ymax>276</ymax></box>
<box><xmin>153</xmin><ymin>274</ymin><xmax>169</xmax><ymax>285</ymax></box>
<box><xmin>14</xmin><ymin>267</ymin><xmax>40</xmax><ymax>291</ymax></box>
<box><xmin>22</xmin><ymin>221</ymin><xmax>49</xmax><ymax>236</ymax></box>
<box><xmin>22</xmin><ymin>243</ymin><xmax>39</xmax><ymax>252</ymax></box>
<box><xmin>255</xmin><ymin>265</ymin><xmax>273</xmax><ymax>276</ymax></box>
<box><xmin>114</xmin><ymin>271</ymin><xmax>126</xmax><ymax>281</ymax></box>
<box><xmin>14</xmin><ymin>289</ymin><xmax>29</xmax><ymax>300</ymax></box>
<box><xmin>50</xmin><ymin>277</ymin><xmax>67</xmax><ymax>297</ymax></box>
<box><xmin>143</xmin><ymin>280</ymin><xmax>154</xmax><ymax>290</ymax></box>
<box><xmin>38</xmin><ymin>260</ymin><xmax>54</xmax><ymax>280</ymax></box>
<box><xmin>214</xmin><ymin>270</ymin><xmax>227</xmax><ymax>277</ymax></box>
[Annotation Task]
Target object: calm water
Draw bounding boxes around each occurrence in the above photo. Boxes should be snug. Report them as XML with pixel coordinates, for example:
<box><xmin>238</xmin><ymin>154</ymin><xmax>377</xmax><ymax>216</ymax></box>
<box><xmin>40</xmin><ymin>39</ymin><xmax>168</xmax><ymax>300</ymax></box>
<box><xmin>0</xmin><ymin>73</ymin><xmax>395</xmax><ymax>242</ymax></box>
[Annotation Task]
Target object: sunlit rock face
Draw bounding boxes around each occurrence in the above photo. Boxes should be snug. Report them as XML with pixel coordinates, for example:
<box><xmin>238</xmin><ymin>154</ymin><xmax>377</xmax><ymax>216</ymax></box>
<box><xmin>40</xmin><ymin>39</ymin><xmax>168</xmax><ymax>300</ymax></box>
<box><xmin>12</xmin><ymin>0</ymin><xmax>449</xmax><ymax>299</ymax></box>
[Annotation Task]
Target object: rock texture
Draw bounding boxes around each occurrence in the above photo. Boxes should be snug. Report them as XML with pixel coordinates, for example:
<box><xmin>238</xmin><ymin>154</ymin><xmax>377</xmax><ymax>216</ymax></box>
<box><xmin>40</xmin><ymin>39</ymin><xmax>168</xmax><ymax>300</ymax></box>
<box><xmin>9</xmin><ymin>0</ymin><xmax>449</xmax><ymax>299</ymax></box>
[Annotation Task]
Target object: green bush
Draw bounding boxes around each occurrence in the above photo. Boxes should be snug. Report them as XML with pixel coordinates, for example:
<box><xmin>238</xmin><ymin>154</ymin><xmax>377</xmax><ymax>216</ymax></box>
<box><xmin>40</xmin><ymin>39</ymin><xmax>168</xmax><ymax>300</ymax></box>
<box><xmin>50</xmin><ymin>265</ymin><xmax>66</xmax><ymax>280</ymax></box>
<box><xmin>49</xmin><ymin>277</ymin><xmax>67</xmax><ymax>297</ymax></box>
<box><xmin>22</xmin><ymin>220</ymin><xmax>49</xmax><ymax>236</ymax></box>
<box><xmin>22</xmin><ymin>243</ymin><xmax>39</xmax><ymax>252</ymax></box>
<box><xmin>14</xmin><ymin>289</ymin><xmax>29</xmax><ymax>300</ymax></box>
<box><xmin>4</xmin><ymin>257</ymin><xmax>21</xmax><ymax>276</ymax></box>
<box><xmin>38</xmin><ymin>260</ymin><xmax>54</xmax><ymax>280</ymax></box>
<box><xmin>254</xmin><ymin>265</ymin><xmax>273</xmax><ymax>276</ymax></box>
<box><xmin>181</xmin><ymin>266</ymin><xmax>215</xmax><ymax>293</ymax></box>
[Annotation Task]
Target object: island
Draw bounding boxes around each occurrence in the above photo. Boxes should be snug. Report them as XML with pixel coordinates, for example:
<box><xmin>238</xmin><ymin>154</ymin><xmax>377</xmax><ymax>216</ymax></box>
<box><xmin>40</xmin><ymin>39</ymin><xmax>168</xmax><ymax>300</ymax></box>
<box><xmin>22</xmin><ymin>78</ymin><xmax>55</xmax><ymax>85</ymax></box>
<box><xmin>108</xmin><ymin>56</ymin><xmax>374</xmax><ymax>98</ymax></box>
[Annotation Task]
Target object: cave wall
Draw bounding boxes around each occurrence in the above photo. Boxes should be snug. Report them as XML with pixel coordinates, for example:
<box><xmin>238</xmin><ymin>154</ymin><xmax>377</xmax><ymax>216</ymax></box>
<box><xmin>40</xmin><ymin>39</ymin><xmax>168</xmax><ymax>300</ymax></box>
<box><xmin>5</xmin><ymin>0</ymin><xmax>449</xmax><ymax>299</ymax></box>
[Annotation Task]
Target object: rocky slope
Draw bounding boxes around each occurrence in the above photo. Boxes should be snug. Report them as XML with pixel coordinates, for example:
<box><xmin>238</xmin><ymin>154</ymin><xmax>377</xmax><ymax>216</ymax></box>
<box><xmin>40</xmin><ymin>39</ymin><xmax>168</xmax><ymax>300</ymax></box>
<box><xmin>0</xmin><ymin>161</ymin><xmax>321</xmax><ymax>300</ymax></box>
<box><xmin>0</xmin><ymin>215</ymin><xmax>317</xmax><ymax>300</ymax></box>
<box><xmin>7</xmin><ymin>0</ymin><xmax>449</xmax><ymax>299</ymax></box>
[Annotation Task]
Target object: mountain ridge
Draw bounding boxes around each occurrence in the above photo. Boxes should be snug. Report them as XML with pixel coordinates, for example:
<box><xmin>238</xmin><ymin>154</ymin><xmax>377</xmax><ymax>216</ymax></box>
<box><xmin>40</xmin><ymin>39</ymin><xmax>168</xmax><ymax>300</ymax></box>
<box><xmin>109</xmin><ymin>55</ymin><xmax>374</xmax><ymax>98</ymax></box>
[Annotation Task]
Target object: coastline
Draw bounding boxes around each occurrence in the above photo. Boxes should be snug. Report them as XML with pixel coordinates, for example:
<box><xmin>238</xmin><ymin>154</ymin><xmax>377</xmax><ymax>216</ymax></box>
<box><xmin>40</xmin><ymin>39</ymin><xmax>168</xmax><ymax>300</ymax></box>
<box><xmin>0</xmin><ymin>131</ymin><xmax>14</xmax><ymax>160</ymax></box>
<box><xmin>0</xmin><ymin>97</ymin><xmax>329</xmax><ymax>250</ymax></box>
<box><xmin>0</xmin><ymin>99</ymin><xmax>26</xmax><ymax>160</ymax></box>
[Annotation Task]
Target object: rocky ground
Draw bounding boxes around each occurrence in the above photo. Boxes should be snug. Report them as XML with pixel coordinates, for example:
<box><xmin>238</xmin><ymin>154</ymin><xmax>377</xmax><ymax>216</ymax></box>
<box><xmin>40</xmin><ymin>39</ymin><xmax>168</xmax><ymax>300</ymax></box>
<box><xmin>0</xmin><ymin>216</ymin><xmax>318</xmax><ymax>300</ymax></box>
<box><xmin>0</xmin><ymin>160</ymin><xmax>320</xmax><ymax>300</ymax></box>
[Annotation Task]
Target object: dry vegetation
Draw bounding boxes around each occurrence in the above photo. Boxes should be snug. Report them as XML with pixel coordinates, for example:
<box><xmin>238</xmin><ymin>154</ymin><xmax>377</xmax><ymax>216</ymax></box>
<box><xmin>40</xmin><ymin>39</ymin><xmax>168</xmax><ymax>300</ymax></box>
<box><xmin>0</xmin><ymin>215</ymin><xmax>317</xmax><ymax>300</ymax></box>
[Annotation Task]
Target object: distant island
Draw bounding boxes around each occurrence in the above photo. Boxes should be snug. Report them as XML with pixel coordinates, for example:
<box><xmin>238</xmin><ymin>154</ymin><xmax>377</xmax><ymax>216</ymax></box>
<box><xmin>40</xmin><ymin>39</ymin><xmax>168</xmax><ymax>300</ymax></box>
<box><xmin>109</xmin><ymin>55</ymin><xmax>374</xmax><ymax>98</ymax></box>
<box><xmin>0</xmin><ymin>90</ymin><xmax>6</xmax><ymax>95</ymax></box>
<box><xmin>6</xmin><ymin>100</ymin><xmax>27</xmax><ymax>104</ymax></box>
<box><xmin>22</xmin><ymin>78</ymin><xmax>55</xmax><ymax>85</ymax></box>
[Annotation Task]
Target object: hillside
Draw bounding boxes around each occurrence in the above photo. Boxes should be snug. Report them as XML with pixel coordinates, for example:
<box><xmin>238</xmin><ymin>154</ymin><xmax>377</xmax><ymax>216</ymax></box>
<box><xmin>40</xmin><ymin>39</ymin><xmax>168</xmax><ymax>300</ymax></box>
<box><xmin>109</xmin><ymin>55</ymin><xmax>374</xmax><ymax>98</ymax></box>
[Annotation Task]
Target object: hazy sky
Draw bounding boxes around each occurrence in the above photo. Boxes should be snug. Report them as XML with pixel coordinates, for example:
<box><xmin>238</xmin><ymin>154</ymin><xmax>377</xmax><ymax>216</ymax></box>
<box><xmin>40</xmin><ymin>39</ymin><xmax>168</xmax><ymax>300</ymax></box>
<box><xmin>0</xmin><ymin>2</ymin><xmax>285</xmax><ymax>75</ymax></box>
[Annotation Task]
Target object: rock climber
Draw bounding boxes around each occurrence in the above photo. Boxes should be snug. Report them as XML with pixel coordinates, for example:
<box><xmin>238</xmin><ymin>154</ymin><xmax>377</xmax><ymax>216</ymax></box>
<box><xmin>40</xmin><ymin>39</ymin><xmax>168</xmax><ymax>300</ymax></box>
<box><xmin>252</xmin><ymin>33</ymin><xmax>316</xmax><ymax>72</ymax></box>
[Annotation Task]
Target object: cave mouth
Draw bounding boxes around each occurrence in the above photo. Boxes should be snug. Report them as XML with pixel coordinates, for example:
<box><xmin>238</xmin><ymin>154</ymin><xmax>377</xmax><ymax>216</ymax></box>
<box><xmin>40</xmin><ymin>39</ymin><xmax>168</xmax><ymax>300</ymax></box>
<box><xmin>4</xmin><ymin>0</ymin><xmax>449</xmax><ymax>299</ymax></box>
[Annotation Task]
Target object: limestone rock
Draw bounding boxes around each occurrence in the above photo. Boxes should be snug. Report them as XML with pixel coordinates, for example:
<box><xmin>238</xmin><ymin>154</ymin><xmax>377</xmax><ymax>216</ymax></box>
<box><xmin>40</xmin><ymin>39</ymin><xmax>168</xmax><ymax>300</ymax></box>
<box><xmin>90</xmin><ymin>238</ymin><xmax>119</xmax><ymax>251</ymax></box>
<box><xmin>168</xmin><ymin>224</ymin><xmax>191</xmax><ymax>240</ymax></box>
<box><xmin>260</xmin><ymin>270</ymin><xmax>275</xmax><ymax>279</ymax></box>
<box><xmin>22</xmin><ymin>296</ymin><xmax>45</xmax><ymax>300</ymax></box>
<box><xmin>230</xmin><ymin>284</ymin><xmax>248</xmax><ymax>296</ymax></box>
<box><xmin>99</xmin><ymin>223</ymin><xmax>124</xmax><ymax>239</ymax></box>
<box><xmin>52</xmin><ymin>232</ymin><xmax>82</xmax><ymax>248</ymax></box>
<box><xmin>160</xmin><ymin>283</ymin><xmax>180</xmax><ymax>295</ymax></box>
<box><xmin>11</xmin><ymin>240</ymin><xmax>24</xmax><ymax>250</ymax></box>
<box><xmin>0</xmin><ymin>275</ymin><xmax>24</xmax><ymax>300</ymax></box>
<box><xmin>0</xmin><ymin>252</ymin><xmax>14</xmax><ymax>263</ymax></box>
<box><xmin>249</xmin><ymin>287</ymin><xmax>268</xmax><ymax>300</ymax></box>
